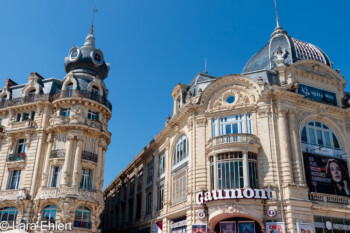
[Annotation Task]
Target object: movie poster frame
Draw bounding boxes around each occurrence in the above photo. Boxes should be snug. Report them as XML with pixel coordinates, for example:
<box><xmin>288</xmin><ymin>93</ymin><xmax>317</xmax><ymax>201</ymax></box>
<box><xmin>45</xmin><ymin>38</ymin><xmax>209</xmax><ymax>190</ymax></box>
<box><xmin>266</xmin><ymin>222</ymin><xmax>286</xmax><ymax>233</ymax></box>
<box><xmin>238</xmin><ymin>221</ymin><xmax>255</xmax><ymax>233</ymax></box>
<box><xmin>192</xmin><ymin>224</ymin><xmax>207</xmax><ymax>233</ymax></box>
<box><xmin>220</xmin><ymin>221</ymin><xmax>236</xmax><ymax>233</ymax></box>
<box><xmin>296</xmin><ymin>223</ymin><xmax>314</xmax><ymax>233</ymax></box>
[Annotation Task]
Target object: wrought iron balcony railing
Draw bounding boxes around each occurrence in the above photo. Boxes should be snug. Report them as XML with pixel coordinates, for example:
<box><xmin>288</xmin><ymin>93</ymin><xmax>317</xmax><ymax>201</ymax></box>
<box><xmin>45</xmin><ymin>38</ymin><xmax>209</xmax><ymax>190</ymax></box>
<box><xmin>81</xmin><ymin>151</ymin><xmax>98</xmax><ymax>163</ymax></box>
<box><xmin>0</xmin><ymin>90</ymin><xmax>112</xmax><ymax>111</ymax></box>
<box><xmin>7</xmin><ymin>153</ymin><xmax>26</xmax><ymax>162</ymax></box>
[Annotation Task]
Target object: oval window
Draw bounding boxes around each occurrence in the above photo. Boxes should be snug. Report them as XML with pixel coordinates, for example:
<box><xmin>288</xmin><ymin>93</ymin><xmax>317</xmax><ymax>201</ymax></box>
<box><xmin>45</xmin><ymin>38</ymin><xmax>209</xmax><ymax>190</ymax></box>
<box><xmin>226</xmin><ymin>96</ymin><xmax>235</xmax><ymax>104</ymax></box>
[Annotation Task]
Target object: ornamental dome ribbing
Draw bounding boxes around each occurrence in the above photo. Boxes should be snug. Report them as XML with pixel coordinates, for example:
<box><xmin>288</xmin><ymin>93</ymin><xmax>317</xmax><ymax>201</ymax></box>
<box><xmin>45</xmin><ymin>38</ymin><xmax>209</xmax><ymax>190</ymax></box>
<box><xmin>64</xmin><ymin>27</ymin><xmax>110</xmax><ymax>79</ymax></box>
<box><xmin>242</xmin><ymin>26</ymin><xmax>332</xmax><ymax>74</ymax></box>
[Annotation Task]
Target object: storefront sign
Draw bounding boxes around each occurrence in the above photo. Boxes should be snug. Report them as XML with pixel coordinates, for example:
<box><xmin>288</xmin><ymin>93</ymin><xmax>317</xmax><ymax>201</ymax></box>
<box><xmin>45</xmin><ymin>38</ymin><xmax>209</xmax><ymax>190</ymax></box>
<box><xmin>298</xmin><ymin>84</ymin><xmax>337</xmax><ymax>105</ymax></box>
<box><xmin>266</xmin><ymin>208</ymin><xmax>277</xmax><ymax>217</ymax></box>
<box><xmin>192</xmin><ymin>224</ymin><xmax>207</xmax><ymax>233</ymax></box>
<box><xmin>296</xmin><ymin>223</ymin><xmax>314</xmax><ymax>233</ymax></box>
<box><xmin>266</xmin><ymin>222</ymin><xmax>285</xmax><ymax>233</ymax></box>
<box><xmin>197</xmin><ymin>211</ymin><xmax>206</xmax><ymax>219</ymax></box>
<box><xmin>303</xmin><ymin>153</ymin><xmax>350</xmax><ymax>197</ymax></box>
<box><xmin>196</xmin><ymin>187</ymin><xmax>273</xmax><ymax>205</ymax></box>
<box><xmin>171</xmin><ymin>220</ymin><xmax>187</xmax><ymax>229</ymax></box>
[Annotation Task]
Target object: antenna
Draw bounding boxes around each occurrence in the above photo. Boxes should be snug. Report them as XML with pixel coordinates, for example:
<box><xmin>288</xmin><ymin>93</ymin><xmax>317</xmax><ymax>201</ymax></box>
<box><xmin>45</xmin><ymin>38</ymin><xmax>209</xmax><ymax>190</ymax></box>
<box><xmin>204</xmin><ymin>58</ymin><xmax>208</xmax><ymax>74</ymax></box>
<box><xmin>274</xmin><ymin>0</ymin><xmax>280</xmax><ymax>28</ymax></box>
<box><xmin>91</xmin><ymin>0</ymin><xmax>98</xmax><ymax>33</ymax></box>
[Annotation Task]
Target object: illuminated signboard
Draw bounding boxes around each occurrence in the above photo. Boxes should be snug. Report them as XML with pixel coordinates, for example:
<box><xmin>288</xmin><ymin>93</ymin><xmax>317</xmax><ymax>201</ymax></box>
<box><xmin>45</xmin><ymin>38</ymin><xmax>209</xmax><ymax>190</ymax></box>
<box><xmin>298</xmin><ymin>84</ymin><xmax>337</xmax><ymax>106</ymax></box>
<box><xmin>196</xmin><ymin>187</ymin><xmax>273</xmax><ymax>205</ymax></box>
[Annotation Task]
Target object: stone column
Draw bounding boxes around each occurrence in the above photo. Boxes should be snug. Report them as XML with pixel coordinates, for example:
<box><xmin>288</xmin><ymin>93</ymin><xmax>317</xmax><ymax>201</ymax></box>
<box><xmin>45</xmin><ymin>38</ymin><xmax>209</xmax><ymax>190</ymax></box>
<box><xmin>243</xmin><ymin>113</ymin><xmax>247</xmax><ymax>133</ymax></box>
<box><xmin>216</xmin><ymin>117</ymin><xmax>220</xmax><ymax>136</ymax></box>
<box><xmin>152</xmin><ymin>153</ymin><xmax>159</xmax><ymax>215</ymax></box>
<box><xmin>94</xmin><ymin>140</ymin><xmax>103</xmax><ymax>190</ymax></box>
<box><xmin>72</xmin><ymin>136</ymin><xmax>84</xmax><ymax>188</ymax></box>
<box><xmin>30</xmin><ymin>132</ymin><xmax>46</xmax><ymax>196</ymax></box>
<box><xmin>213</xmin><ymin>155</ymin><xmax>218</xmax><ymax>189</ymax></box>
<box><xmin>243</xmin><ymin>150</ymin><xmax>250</xmax><ymax>188</ymax></box>
<box><xmin>289</xmin><ymin>111</ymin><xmax>305</xmax><ymax>185</ymax></box>
<box><xmin>41</xmin><ymin>133</ymin><xmax>54</xmax><ymax>187</ymax></box>
<box><xmin>99</xmin><ymin>147</ymin><xmax>106</xmax><ymax>190</ymax></box>
<box><xmin>277</xmin><ymin>109</ymin><xmax>293</xmax><ymax>184</ymax></box>
<box><xmin>60</xmin><ymin>134</ymin><xmax>74</xmax><ymax>186</ymax></box>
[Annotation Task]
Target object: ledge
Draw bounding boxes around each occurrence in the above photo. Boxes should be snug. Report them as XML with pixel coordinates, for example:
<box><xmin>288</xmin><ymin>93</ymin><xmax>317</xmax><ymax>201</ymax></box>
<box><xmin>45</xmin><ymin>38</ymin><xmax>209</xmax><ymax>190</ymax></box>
<box><xmin>0</xmin><ymin>189</ymin><xmax>27</xmax><ymax>202</ymax></box>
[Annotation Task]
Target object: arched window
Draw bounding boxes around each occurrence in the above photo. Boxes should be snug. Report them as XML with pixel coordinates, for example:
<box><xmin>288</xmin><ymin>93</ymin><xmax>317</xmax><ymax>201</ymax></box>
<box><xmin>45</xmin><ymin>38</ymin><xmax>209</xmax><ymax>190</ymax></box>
<box><xmin>0</xmin><ymin>207</ymin><xmax>17</xmax><ymax>222</ymax></box>
<box><xmin>92</xmin><ymin>86</ymin><xmax>99</xmax><ymax>95</ymax></box>
<box><xmin>66</xmin><ymin>83</ymin><xmax>73</xmax><ymax>91</ymax></box>
<box><xmin>74</xmin><ymin>207</ymin><xmax>92</xmax><ymax>229</ymax></box>
<box><xmin>301</xmin><ymin>121</ymin><xmax>341</xmax><ymax>150</ymax></box>
<box><xmin>173</xmin><ymin>135</ymin><xmax>188</xmax><ymax>168</ymax></box>
<box><xmin>42</xmin><ymin>205</ymin><xmax>57</xmax><ymax>223</ymax></box>
<box><xmin>1</xmin><ymin>95</ymin><xmax>7</xmax><ymax>101</ymax></box>
<box><xmin>28</xmin><ymin>89</ymin><xmax>36</xmax><ymax>96</ymax></box>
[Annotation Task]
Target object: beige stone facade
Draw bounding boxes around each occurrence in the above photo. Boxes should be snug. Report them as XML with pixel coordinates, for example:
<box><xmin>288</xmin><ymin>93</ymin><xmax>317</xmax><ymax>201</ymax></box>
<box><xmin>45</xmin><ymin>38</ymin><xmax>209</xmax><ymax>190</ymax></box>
<box><xmin>103</xmin><ymin>26</ymin><xmax>350</xmax><ymax>233</ymax></box>
<box><xmin>0</xmin><ymin>29</ymin><xmax>111</xmax><ymax>232</ymax></box>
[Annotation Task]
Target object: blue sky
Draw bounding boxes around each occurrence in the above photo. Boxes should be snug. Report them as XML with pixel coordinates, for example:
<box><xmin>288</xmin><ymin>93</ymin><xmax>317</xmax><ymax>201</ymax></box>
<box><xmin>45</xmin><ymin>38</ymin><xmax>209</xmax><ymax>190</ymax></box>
<box><xmin>0</xmin><ymin>0</ymin><xmax>349</xmax><ymax>189</ymax></box>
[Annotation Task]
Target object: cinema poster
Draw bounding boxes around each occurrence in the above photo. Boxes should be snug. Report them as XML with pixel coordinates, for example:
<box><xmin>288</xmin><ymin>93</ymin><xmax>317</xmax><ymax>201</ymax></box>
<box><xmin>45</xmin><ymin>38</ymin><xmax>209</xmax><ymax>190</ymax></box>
<box><xmin>296</xmin><ymin>223</ymin><xmax>314</xmax><ymax>233</ymax></box>
<box><xmin>238</xmin><ymin>221</ymin><xmax>255</xmax><ymax>233</ymax></box>
<box><xmin>220</xmin><ymin>221</ymin><xmax>236</xmax><ymax>233</ymax></box>
<box><xmin>192</xmin><ymin>224</ymin><xmax>207</xmax><ymax>233</ymax></box>
<box><xmin>303</xmin><ymin>152</ymin><xmax>350</xmax><ymax>197</ymax></box>
<box><xmin>266</xmin><ymin>222</ymin><xmax>285</xmax><ymax>233</ymax></box>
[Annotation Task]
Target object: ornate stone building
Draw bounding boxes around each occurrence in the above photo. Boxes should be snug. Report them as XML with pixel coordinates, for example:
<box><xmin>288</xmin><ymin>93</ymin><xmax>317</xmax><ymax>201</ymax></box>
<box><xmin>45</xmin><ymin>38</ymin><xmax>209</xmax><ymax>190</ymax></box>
<box><xmin>102</xmin><ymin>24</ymin><xmax>350</xmax><ymax>233</ymax></box>
<box><xmin>0</xmin><ymin>27</ymin><xmax>111</xmax><ymax>232</ymax></box>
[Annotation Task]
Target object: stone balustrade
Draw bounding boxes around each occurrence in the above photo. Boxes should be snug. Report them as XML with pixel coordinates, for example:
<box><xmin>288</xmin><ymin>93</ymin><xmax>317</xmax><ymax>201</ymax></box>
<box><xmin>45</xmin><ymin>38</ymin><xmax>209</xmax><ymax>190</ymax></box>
<box><xmin>207</xmin><ymin>133</ymin><xmax>259</xmax><ymax>148</ymax></box>
<box><xmin>36</xmin><ymin>187</ymin><xmax>103</xmax><ymax>203</ymax></box>
<box><xmin>0</xmin><ymin>189</ymin><xmax>27</xmax><ymax>201</ymax></box>
<box><xmin>309</xmin><ymin>192</ymin><xmax>350</xmax><ymax>205</ymax></box>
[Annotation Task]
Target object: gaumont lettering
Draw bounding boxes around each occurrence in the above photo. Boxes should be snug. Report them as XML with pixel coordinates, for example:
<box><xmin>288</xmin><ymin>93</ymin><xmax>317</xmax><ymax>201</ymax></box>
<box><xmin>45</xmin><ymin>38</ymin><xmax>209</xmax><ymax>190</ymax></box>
<box><xmin>196</xmin><ymin>187</ymin><xmax>273</xmax><ymax>205</ymax></box>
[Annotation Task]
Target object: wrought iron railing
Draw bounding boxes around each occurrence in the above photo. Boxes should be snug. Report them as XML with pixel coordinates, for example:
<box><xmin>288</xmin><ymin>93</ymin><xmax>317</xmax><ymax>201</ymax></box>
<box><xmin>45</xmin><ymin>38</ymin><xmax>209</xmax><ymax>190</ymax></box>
<box><xmin>81</xmin><ymin>151</ymin><xmax>98</xmax><ymax>163</ymax></box>
<box><xmin>8</xmin><ymin>153</ymin><xmax>26</xmax><ymax>162</ymax></box>
<box><xmin>50</xmin><ymin>149</ymin><xmax>66</xmax><ymax>158</ymax></box>
<box><xmin>0</xmin><ymin>90</ymin><xmax>112</xmax><ymax>111</ymax></box>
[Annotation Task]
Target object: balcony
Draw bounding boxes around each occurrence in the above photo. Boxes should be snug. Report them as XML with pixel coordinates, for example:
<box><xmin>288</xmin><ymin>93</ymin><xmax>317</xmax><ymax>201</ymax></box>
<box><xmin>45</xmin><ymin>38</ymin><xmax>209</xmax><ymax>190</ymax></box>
<box><xmin>52</xmin><ymin>90</ymin><xmax>112</xmax><ymax>111</ymax></box>
<box><xmin>82</xmin><ymin>151</ymin><xmax>98</xmax><ymax>163</ymax></box>
<box><xmin>7</xmin><ymin>152</ymin><xmax>26</xmax><ymax>162</ymax></box>
<box><xmin>0</xmin><ymin>90</ymin><xmax>112</xmax><ymax>111</ymax></box>
<box><xmin>50</xmin><ymin>149</ymin><xmax>66</xmax><ymax>159</ymax></box>
<box><xmin>207</xmin><ymin>134</ymin><xmax>260</xmax><ymax>155</ymax></box>
<box><xmin>8</xmin><ymin>120</ymin><xmax>36</xmax><ymax>131</ymax></box>
<box><xmin>36</xmin><ymin>187</ymin><xmax>103</xmax><ymax>204</ymax></box>
<box><xmin>0</xmin><ymin>189</ymin><xmax>27</xmax><ymax>202</ymax></box>
<box><xmin>309</xmin><ymin>192</ymin><xmax>350</xmax><ymax>205</ymax></box>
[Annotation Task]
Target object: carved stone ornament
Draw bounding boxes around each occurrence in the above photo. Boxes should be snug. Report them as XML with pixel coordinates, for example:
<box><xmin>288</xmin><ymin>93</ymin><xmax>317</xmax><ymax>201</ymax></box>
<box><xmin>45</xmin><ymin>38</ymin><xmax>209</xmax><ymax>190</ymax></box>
<box><xmin>0</xmin><ymin>189</ymin><xmax>27</xmax><ymax>202</ymax></box>
<box><xmin>274</xmin><ymin>47</ymin><xmax>287</xmax><ymax>67</ymax></box>
<box><xmin>0</xmin><ymin>86</ymin><xmax>10</xmax><ymax>100</ymax></box>
<box><xmin>69</xmin><ymin>105</ymin><xmax>85</xmax><ymax>124</ymax></box>
<box><xmin>22</xmin><ymin>72</ymin><xmax>43</xmax><ymax>96</ymax></box>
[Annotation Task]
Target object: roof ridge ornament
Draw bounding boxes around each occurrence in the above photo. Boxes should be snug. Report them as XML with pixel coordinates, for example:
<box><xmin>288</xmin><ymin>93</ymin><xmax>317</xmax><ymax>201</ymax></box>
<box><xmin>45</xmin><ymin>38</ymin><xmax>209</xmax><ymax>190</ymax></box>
<box><xmin>82</xmin><ymin>1</ymin><xmax>98</xmax><ymax>49</ymax></box>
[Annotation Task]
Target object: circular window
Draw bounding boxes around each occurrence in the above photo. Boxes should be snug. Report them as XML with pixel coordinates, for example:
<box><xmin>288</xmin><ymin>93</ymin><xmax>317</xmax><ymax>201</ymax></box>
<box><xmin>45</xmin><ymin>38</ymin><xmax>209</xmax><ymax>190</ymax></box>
<box><xmin>91</xmin><ymin>50</ymin><xmax>104</xmax><ymax>65</ymax></box>
<box><xmin>226</xmin><ymin>95</ymin><xmax>235</xmax><ymax>104</ymax></box>
<box><xmin>69</xmin><ymin>47</ymin><xmax>80</xmax><ymax>61</ymax></box>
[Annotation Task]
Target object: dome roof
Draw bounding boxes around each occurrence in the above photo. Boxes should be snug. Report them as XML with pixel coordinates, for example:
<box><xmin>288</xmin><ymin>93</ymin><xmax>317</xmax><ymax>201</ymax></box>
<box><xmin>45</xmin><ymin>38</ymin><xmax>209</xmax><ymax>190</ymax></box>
<box><xmin>242</xmin><ymin>26</ymin><xmax>332</xmax><ymax>74</ymax></box>
<box><xmin>64</xmin><ymin>27</ymin><xmax>110</xmax><ymax>79</ymax></box>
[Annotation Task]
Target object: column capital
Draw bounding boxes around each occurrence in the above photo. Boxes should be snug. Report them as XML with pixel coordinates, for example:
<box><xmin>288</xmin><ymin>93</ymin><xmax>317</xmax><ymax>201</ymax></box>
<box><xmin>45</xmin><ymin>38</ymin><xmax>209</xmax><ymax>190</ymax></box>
<box><xmin>67</xmin><ymin>134</ymin><xmax>75</xmax><ymax>141</ymax></box>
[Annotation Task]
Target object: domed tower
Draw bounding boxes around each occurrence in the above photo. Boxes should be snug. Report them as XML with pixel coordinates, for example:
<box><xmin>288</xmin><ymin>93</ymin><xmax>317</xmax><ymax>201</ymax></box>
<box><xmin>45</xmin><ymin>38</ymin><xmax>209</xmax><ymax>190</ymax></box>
<box><xmin>34</xmin><ymin>27</ymin><xmax>112</xmax><ymax>232</ymax></box>
<box><xmin>242</xmin><ymin>24</ymin><xmax>333</xmax><ymax>86</ymax></box>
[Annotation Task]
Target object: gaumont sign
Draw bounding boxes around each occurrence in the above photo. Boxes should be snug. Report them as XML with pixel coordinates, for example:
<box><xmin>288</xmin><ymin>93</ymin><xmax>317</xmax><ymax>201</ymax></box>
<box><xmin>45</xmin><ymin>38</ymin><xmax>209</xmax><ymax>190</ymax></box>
<box><xmin>196</xmin><ymin>187</ymin><xmax>273</xmax><ymax>205</ymax></box>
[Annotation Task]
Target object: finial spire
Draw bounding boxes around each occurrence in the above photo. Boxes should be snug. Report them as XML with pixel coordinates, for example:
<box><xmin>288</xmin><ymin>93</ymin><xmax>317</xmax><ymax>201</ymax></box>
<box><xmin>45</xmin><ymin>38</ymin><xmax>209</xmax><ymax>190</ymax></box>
<box><xmin>204</xmin><ymin>58</ymin><xmax>208</xmax><ymax>74</ymax></box>
<box><xmin>274</xmin><ymin>0</ymin><xmax>280</xmax><ymax>28</ymax></box>
<box><xmin>91</xmin><ymin>0</ymin><xmax>98</xmax><ymax>34</ymax></box>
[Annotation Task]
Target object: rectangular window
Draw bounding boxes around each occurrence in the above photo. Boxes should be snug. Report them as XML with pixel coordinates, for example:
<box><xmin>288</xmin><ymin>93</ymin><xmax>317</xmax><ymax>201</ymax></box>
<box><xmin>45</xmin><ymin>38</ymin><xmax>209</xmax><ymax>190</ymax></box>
<box><xmin>172</xmin><ymin>169</ymin><xmax>187</xmax><ymax>205</ymax></box>
<box><xmin>16</xmin><ymin>139</ymin><xmax>26</xmax><ymax>154</ymax></box>
<box><xmin>16</xmin><ymin>113</ymin><xmax>21</xmax><ymax>122</ymax></box>
<box><xmin>158</xmin><ymin>152</ymin><xmax>165</xmax><ymax>177</ymax></box>
<box><xmin>87</xmin><ymin>110</ymin><xmax>99</xmax><ymax>121</ymax></box>
<box><xmin>128</xmin><ymin>198</ymin><xmax>133</xmax><ymax>223</ymax></box>
<box><xmin>136</xmin><ymin>193</ymin><xmax>141</xmax><ymax>219</ymax></box>
<box><xmin>49</xmin><ymin>166</ymin><xmax>62</xmax><ymax>188</ymax></box>
<box><xmin>60</xmin><ymin>108</ymin><xmax>70</xmax><ymax>117</ymax></box>
<box><xmin>137</xmin><ymin>172</ymin><xmax>143</xmax><ymax>193</ymax></box>
<box><xmin>7</xmin><ymin>170</ymin><xmax>21</xmax><ymax>190</ymax></box>
<box><xmin>146</xmin><ymin>160</ymin><xmax>154</xmax><ymax>185</ymax></box>
<box><xmin>22</xmin><ymin>112</ymin><xmax>30</xmax><ymax>121</ymax></box>
<box><xmin>212</xmin><ymin>119</ymin><xmax>218</xmax><ymax>137</ymax></box>
<box><xmin>145</xmin><ymin>188</ymin><xmax>152</xmax><ymax>215</ymax></box>
<box><xmin>156</xmin><ymin>183</ymin><xmax>164</xmax><ymax>211</ymax></box>
<box><xmin>80</xmin><ymin>169</ymin><xmax>93</xmax><ymax>190</ymax></box>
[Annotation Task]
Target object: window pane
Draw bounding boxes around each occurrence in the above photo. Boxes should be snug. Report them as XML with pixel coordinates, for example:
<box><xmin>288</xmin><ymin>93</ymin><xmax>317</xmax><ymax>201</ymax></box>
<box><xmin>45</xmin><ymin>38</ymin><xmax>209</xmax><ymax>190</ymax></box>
<box><xmin>333</xmin><ymin>133</ymin><xmax>340</xmax><ymax>149</ymax></box>
<box><xmin>324</xmin><ymin>132</ymin><xmax>331</xmax><ymax>147</ymax></box>
<box><xmin>317</xmin><ymin>130</ymin><xmax>323</xmax><ymax>145</ymax></box>
<box><xmin>301</xmin><ymin>127</ymin><xmax>308</xmax><ymax>143</ymax></box>
<box><xmin>232</xmin><ymin>123</ymin><xmax>238</xmax><ymax>134</ymax></box>
<box><xmin>309</xmin><ymin>128</ymin><xmax>316</xmax><ymax>144</ymax></box>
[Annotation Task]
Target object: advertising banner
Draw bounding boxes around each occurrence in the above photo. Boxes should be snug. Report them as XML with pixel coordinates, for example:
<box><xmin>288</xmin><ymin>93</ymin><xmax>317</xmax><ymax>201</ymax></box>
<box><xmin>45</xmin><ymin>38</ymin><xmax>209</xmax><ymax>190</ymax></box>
<box><xmin>296</xmin><ymin>223</ymin><xmax>314</xmax><ymax>233</ymax></box>
<box><xmin>303</xmin><ymin>153</ymin><xmax>350</xmax><ymax>196</ymax></box>
<box><xmin>153</xmin><ymin>221</ymin><xmax>163</xmax><ymax>233</ymax></box>
<box><xmin>192</xmin><ymin>224</ymin><xmax>207</xmax><ymax>233</ymax></box>
<box><xmin>220</xmin><ymin>221</ymin><xmax>236</xmax><ymax>233</ymax></box>
<box><xmin>266</xmin><ymin>222</ymin><xmax>285</xmax><ymax>233</ymax></box>
<box><xmin>298</xmin><ymin>84</ymin><xmax>337</xmax><ymax>105</ymax></box>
